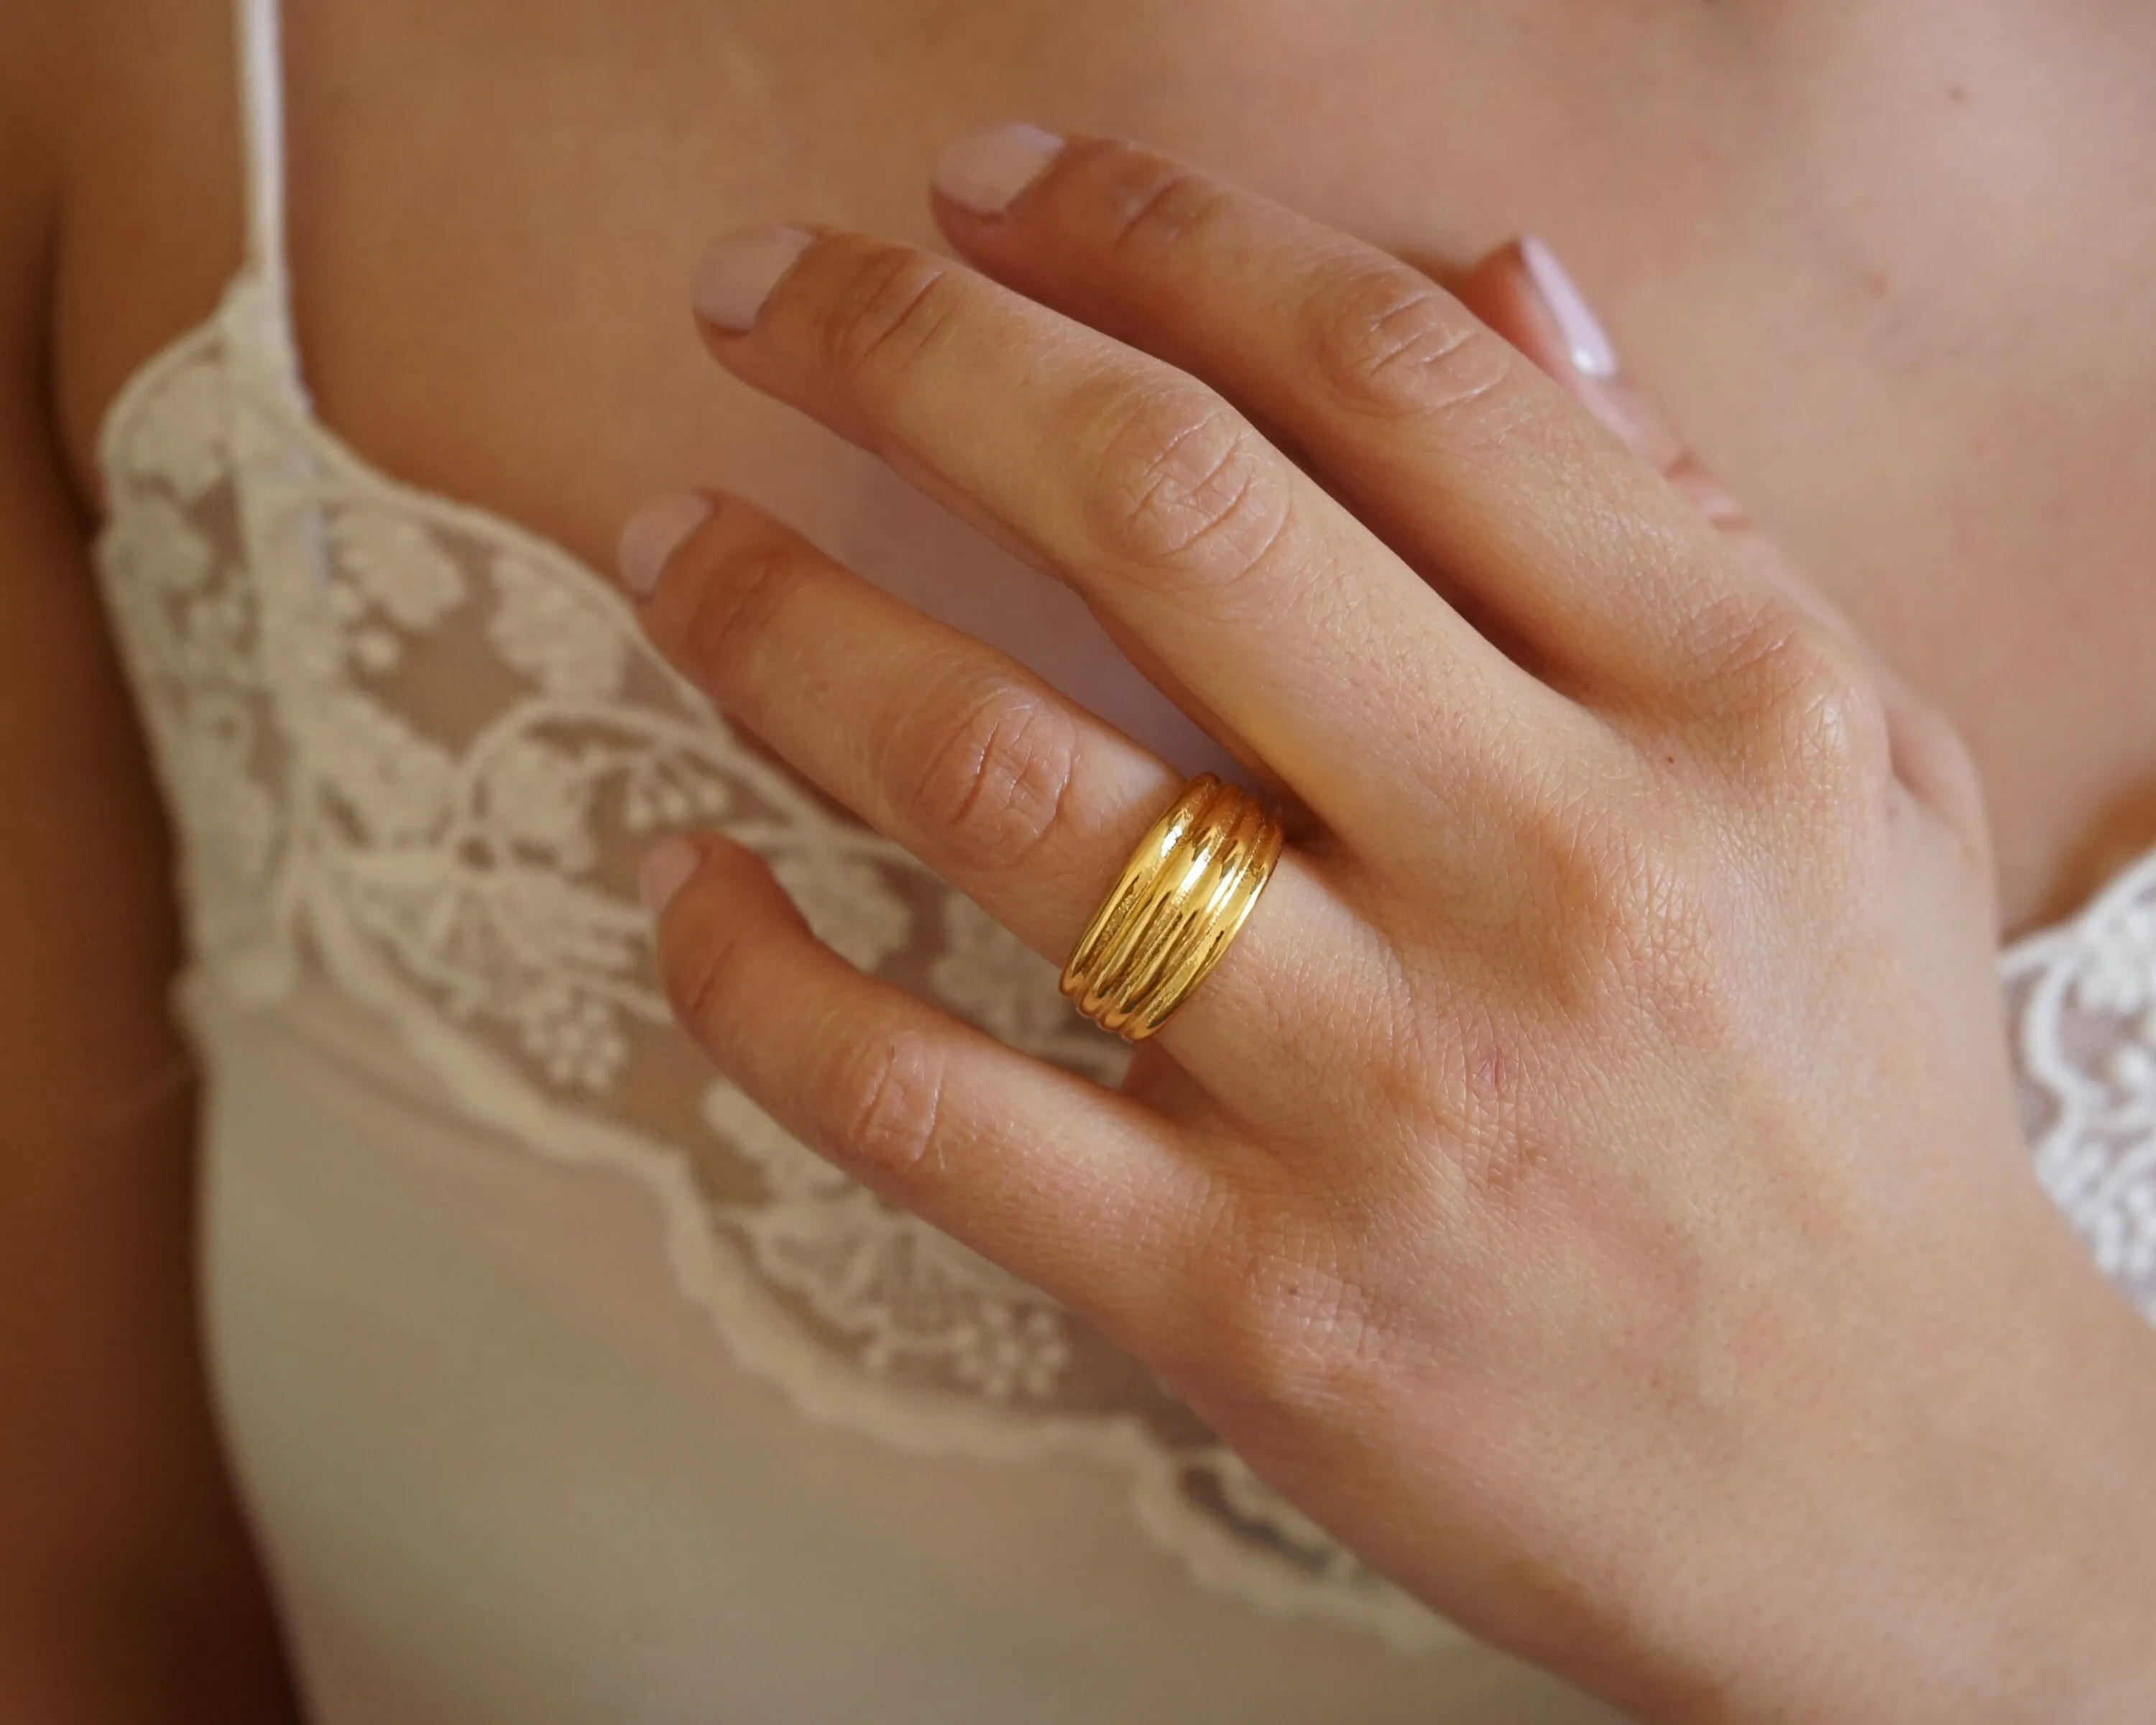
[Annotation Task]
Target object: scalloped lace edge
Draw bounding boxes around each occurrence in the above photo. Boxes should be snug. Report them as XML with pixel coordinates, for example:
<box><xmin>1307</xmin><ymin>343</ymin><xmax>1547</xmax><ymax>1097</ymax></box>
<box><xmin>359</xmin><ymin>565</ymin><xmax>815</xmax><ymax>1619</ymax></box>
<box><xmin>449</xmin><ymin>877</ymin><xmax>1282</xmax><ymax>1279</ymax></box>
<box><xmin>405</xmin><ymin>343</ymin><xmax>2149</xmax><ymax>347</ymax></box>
<box><xmin>106</xmin><ymin>275</ymin><xmax>1458</xmax><ymax>1657</ymax></box>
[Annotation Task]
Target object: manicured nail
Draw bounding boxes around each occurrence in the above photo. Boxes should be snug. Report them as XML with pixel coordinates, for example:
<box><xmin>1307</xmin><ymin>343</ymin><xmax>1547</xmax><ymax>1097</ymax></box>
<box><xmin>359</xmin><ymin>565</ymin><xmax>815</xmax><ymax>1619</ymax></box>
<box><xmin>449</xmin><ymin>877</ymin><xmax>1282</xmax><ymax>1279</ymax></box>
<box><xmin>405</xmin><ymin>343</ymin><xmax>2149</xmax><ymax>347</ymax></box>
<box><xmin>617</xmin><ymin>491</ymin><xmax>712</xmax><ymax>597</ymax></box>
<box><xmin>1521</xmin><ymin>234</ymin><xmax>1617</xmax><ymax>378</ymax></box>
<box><xmin>640</xmin><ymin>836</ymin><xmax>702</xmax><ymax>918</ymax></box>
<box><xmin>932</xmin><ymin>122</ymin><xmax>1066</xmax><ymax>218</ymax></box>
<box><xmin>692</xmin><ymin>226</ymin><xmax>814</xmax><ymax>332</ymax></box>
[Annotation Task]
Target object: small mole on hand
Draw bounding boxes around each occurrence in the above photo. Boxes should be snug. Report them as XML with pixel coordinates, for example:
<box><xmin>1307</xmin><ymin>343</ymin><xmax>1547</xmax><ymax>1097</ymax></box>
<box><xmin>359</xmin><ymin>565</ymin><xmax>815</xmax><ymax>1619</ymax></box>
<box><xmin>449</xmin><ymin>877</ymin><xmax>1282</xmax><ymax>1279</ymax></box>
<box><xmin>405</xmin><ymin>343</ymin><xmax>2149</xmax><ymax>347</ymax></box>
<box><xmin>1948</xmin><ymin>83</ymin><xmax>1970</xmax><ymax>106</ymax></box>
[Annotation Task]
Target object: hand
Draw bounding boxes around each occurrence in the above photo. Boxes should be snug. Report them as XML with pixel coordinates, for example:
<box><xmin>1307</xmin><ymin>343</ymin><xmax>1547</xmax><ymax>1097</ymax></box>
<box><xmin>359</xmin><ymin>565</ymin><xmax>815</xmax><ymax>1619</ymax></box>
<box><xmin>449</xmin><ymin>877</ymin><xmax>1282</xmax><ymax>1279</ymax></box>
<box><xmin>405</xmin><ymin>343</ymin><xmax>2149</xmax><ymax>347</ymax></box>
<box><xmin>615</xmin><ymin>129</ymin><xmax>2156</xmax><ymax>1721</ymax></box>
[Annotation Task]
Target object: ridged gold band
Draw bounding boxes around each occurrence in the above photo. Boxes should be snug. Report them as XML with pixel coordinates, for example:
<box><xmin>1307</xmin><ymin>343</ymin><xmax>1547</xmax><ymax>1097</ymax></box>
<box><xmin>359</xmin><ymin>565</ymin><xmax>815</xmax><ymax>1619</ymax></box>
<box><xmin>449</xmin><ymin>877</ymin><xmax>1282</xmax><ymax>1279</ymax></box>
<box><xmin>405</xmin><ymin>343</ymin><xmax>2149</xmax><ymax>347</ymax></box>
<box><xmin>1059</xmin><ymin>773</ymin><xmax>1284</xmax><ymax>1042</ymax></box>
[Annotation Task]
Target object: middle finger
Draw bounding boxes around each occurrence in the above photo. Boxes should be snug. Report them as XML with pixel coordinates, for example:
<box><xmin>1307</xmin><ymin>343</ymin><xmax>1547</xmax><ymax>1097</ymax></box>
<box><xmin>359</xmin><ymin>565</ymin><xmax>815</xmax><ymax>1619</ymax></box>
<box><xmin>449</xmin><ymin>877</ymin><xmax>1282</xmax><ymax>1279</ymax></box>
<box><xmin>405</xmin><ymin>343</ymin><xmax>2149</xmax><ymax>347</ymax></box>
<box><xmin>687</xmin><ymin>222</ymin><xmax>1565</xmax><ymax>840</ymax></box>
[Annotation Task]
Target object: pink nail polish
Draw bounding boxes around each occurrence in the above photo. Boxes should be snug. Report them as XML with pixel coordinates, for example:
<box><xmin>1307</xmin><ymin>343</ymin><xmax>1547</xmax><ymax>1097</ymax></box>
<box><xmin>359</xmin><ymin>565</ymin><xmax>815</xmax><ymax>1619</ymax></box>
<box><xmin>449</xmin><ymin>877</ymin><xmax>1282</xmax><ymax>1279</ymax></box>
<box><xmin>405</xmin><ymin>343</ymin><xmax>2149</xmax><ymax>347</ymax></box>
<box><xmin>932</xmin><ymin>122</ymin><xmax>1066</xmax><ymax>218</ymax></box>
<box><xmin>617</xmin><ymin>492</ymin><xmax>713</xmax><ymax>598</ymax></box>
<box><xmin>1521</xmin><ymin>235</ymin><xmax>1618</xmax><ymax>378</ymax></box>
<box><xmin>640</xmin><ymin>836</ymin><xmax>703</xmax><ymax>918</ymax></box>
<box><xmin>692</xmin><ymin>227</ymin><xmax>815</xmax><ymax>333</ymax></box>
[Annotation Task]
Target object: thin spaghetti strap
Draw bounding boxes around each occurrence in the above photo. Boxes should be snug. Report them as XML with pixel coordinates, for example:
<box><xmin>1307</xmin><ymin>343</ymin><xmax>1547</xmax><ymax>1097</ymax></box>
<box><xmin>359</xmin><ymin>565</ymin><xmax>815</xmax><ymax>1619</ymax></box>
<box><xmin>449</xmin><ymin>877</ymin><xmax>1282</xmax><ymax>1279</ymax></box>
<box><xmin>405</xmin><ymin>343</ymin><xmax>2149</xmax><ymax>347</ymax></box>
<box><xmin>231</xmin><ymin>0</ymin><xmax>305</xmax><ymax>395</ymax></box>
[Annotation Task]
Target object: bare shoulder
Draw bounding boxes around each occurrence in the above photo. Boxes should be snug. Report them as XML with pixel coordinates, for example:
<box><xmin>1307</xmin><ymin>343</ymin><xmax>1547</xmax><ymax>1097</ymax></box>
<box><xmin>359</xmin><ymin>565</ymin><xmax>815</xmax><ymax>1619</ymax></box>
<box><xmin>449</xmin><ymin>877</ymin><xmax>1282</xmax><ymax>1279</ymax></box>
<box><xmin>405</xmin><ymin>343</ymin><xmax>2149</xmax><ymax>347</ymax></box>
<box><xmin>27</xmin><ymin>0</ymin><xmax>247</xmax><ymax>507</ymax></box>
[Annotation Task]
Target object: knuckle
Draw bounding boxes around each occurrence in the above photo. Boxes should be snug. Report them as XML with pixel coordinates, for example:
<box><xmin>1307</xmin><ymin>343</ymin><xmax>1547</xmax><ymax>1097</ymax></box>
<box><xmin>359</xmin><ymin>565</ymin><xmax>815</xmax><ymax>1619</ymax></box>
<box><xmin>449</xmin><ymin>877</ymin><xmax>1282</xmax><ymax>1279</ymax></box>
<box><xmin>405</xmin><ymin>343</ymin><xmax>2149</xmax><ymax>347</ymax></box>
<box><xmin>1301</xmin><ymin>262</ymin><xmax>1504</xmax><ymax>423</ymax></box>
<box><xmin>1084</xmin><ymin>380</ymin><xmax>1295</xmax><ymax>592</ymax></box>
<box><xmin>1723</xmin><ymin>616</ymin><xmax>1892</xmax><ymax>815</ymax></box>
<box><xmin>1524</xmin><ymin>799</ymin><xmax>1725</xmax><ymax>1038</ymax></box>
<box><xmin>1092</xmin><ymin>155</ymin><xmax>1236</xmax><ymax>261</ymax></box>
<box><xmin>1257</xmin><ymin>1273</ymin><xmax>1396</xmax><ymax>1416</ymax></box>
<box><xmin>1384</xmin><ymin>996</ymin><xmax>1554</xmax><ymax>1218</ymax></box>
<box><xmin>898</xmin><ymin>673</ymin><xmax>1084</xmax><ymax>873</ymax></box>
<box><xmin>814</xmin><ymin>242</ymin><xmax>963</xmax><ymax>385</ymax></box>
<box><xmin>1600</xmin><ymin>847</ymin><xmax>1724</xmax><ymax>1039</ymax></box>
<box><xmin>830</xmin><ymin>1029</ymin><xmax>950</xmax><ymax>1177</ymax></box>
<box><xmin>671</xmin><ymin>535</ymin><xmax>811</xmax><ymax>692</ymax></box>
<box><xmin>1890</xmin><ymin>696</ymin><xmax>1985</xmax><ymax>824</ymax></box>
<box><xmin>1167</xmin><ymin>1195</ymin><xmax>1393</xmax><ymax>1420</ymax></box>
<box><xmin>666</xmin><ymin>885</ymin><xmax>768</xmax><ymax>1056</ymax></box>
<box><xmin>1892</xmin><ymin>696</ymin><xmax>1971</xmax><ymax>783</ymax></box>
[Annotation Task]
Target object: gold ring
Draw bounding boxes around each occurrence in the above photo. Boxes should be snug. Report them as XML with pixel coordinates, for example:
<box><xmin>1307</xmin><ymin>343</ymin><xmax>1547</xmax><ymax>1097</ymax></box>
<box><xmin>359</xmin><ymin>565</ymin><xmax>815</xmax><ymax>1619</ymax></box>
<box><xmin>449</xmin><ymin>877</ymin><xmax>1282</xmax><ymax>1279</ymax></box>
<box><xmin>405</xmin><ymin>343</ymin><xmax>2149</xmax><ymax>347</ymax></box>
<box><xmin>1060</xmin><ymin>773</ymin><xmax>1284</xmax><ymax>1041</ymax></box>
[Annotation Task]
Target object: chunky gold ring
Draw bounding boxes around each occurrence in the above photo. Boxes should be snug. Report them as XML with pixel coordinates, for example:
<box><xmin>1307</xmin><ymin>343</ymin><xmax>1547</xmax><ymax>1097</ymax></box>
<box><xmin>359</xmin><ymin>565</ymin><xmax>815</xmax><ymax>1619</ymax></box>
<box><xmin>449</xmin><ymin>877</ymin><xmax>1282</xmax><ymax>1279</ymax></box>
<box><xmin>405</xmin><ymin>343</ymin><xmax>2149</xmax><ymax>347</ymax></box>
<box><xmin>1060</xmin><ymin>773</ymin><xmax>1284</xmax><ymax>1042</ymax></box>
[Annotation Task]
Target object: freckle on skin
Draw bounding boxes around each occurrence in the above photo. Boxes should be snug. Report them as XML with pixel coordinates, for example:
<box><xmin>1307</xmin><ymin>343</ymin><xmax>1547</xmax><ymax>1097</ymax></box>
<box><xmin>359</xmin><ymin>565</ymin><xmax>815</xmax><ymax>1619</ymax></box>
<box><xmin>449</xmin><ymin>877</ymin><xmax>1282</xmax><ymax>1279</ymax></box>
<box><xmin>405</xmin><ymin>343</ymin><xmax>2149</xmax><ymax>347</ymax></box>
<box><xmin>1948</xmin><ymin>83</ymin><xmax>1970</xmax><ymax>106</ymax></box>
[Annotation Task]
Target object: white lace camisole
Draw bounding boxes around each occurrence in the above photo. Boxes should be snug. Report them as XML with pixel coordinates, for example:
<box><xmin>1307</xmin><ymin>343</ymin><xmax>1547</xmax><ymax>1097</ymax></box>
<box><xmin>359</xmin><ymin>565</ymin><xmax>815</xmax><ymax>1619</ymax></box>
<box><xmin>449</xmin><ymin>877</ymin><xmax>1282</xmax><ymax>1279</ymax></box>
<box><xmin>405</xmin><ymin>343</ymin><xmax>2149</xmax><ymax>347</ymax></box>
<box><xmin>88</xmin><ymin>1</ymin><xmax>2156</xmax><ymax>1719</ymax></box>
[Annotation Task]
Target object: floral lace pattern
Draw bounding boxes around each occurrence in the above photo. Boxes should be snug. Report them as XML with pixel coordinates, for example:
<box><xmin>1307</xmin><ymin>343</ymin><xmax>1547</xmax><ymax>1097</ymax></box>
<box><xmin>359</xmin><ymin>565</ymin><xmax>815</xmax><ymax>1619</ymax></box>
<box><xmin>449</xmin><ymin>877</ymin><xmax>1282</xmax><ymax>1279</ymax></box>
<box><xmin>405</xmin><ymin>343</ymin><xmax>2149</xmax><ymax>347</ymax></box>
<box><xmin>93</xmin><ymin>267</ymin><xmax>1452</xmax><ymax>1653</ymax></box>
<box><xmin>2007</xmin><ymin>852</ymin><xmax>2156</xmax><ymax>1322</ymax></box>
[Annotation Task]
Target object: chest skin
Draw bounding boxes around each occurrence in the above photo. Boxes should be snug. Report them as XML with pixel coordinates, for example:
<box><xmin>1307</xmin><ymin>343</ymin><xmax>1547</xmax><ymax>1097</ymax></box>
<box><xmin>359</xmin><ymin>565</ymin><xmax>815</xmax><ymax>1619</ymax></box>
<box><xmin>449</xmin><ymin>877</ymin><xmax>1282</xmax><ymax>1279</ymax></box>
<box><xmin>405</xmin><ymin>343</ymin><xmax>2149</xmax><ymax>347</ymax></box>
<box><xmin>50</xmin><ymin>0</ymin><xmax>2156</xmax><ymax>939</ymax></box>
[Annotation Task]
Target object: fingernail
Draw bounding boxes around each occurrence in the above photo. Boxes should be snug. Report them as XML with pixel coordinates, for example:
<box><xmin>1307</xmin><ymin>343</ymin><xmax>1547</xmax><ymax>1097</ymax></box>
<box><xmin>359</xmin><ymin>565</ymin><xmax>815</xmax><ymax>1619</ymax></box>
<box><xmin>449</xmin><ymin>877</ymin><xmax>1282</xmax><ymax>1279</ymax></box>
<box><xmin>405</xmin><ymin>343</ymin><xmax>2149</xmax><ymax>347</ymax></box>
<box><xmin>932</xmin><ymin>122</ymin><xmax>1066</xmax><ymax>218</ymax></box>
<box><xmin>617</xmin><ymin>491</ymin><xmax>712</xmax><ymax>597</ymax></box>
<box><xmin>640</xmin><ymin>836</ymin><xmax>702</xmax><ymax>918</ymax></box>
<box><xmin>692</xmin><ymin>226</ymin><xmax>815</xmax><ymax>332</ymax></box>
<box><xmin>1521</xmin><ymin>234</ymin><xmax>1617</xmax><ymax>378</ymax></box>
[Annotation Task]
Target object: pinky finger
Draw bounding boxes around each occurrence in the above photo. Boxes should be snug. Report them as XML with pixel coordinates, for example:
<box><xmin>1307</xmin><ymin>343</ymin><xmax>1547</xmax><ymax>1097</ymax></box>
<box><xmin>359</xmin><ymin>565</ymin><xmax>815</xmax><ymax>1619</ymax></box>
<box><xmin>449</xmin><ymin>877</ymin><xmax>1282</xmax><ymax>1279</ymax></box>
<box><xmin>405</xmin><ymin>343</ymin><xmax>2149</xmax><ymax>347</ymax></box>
<box><xmin>1460</xmin><ymin>238</ymin><xmax>1989</xmax><ymax>845</ymax></box>
<box><xmin>641</xmin><ymin>832</ymin><xmax>1212</xmax><ymax>1333</ymax></box>
<box><xmin>1455</xmin><ymin>239</ymin><xmax>1748</xmax><ymax>530</ymax></box>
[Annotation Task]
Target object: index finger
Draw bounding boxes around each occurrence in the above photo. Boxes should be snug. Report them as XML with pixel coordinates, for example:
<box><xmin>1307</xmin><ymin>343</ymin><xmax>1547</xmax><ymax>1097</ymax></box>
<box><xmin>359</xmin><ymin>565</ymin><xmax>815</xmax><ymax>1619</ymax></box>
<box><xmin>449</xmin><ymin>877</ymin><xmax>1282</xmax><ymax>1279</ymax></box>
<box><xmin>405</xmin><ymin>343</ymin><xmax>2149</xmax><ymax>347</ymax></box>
<box><xmin>935</xmin><ymin>134</ymin><xmax>1789</xmax><ymax>720</ymax></box>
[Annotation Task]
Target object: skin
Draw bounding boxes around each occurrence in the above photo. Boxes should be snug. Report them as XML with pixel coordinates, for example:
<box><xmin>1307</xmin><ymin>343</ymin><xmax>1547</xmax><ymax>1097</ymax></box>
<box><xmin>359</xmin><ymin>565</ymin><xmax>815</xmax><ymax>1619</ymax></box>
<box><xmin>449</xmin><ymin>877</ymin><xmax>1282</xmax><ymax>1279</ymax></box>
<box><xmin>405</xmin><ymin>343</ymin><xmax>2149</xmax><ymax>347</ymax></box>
<box><xmin>622</xmin><ymin>137</ymin><xmax>2156</xmax><ymax>1719</ymax></box>
<box><xmin>2</xmin><ymin>0</ymin><xmax>2154</xmax><ymax>1716</ymax></box>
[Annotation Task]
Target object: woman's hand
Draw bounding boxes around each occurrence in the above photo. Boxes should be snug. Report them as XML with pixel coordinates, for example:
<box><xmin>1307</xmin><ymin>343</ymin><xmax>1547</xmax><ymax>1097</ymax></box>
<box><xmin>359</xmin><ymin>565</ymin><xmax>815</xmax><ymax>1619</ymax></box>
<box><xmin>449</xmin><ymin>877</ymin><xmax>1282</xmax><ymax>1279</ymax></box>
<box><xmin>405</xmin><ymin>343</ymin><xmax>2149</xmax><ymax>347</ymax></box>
<box><xmin>615</xmin><ymin>129</ymin><xmax>2156</xmax><ymax>1721</ymax></box>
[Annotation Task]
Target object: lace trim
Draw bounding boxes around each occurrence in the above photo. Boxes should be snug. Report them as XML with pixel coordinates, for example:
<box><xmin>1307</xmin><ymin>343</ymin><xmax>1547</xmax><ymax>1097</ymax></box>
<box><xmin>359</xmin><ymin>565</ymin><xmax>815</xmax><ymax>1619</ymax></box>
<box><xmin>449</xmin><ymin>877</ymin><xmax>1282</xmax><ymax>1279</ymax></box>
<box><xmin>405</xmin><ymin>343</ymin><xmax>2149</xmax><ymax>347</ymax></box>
<box><xmin>2005</xmin><ymin>847</ymin><xmax>2156</xmax><ymax>1321</ymax></box>
<box><xmin>92</xmin><ymin>266</ymin><xmax>1457</xmax><ymax>1655</ymax></box>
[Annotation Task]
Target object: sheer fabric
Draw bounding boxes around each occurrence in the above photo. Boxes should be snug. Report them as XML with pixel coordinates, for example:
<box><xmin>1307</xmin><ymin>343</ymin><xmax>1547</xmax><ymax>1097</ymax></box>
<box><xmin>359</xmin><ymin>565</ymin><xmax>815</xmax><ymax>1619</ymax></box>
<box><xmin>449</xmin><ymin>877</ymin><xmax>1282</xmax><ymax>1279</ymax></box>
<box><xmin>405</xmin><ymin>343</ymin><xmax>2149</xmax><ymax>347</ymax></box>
<box><xmin>84</xmin><ymin>0</ymin><xmax>2155</xmax><ymax>1716</ymax></box>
